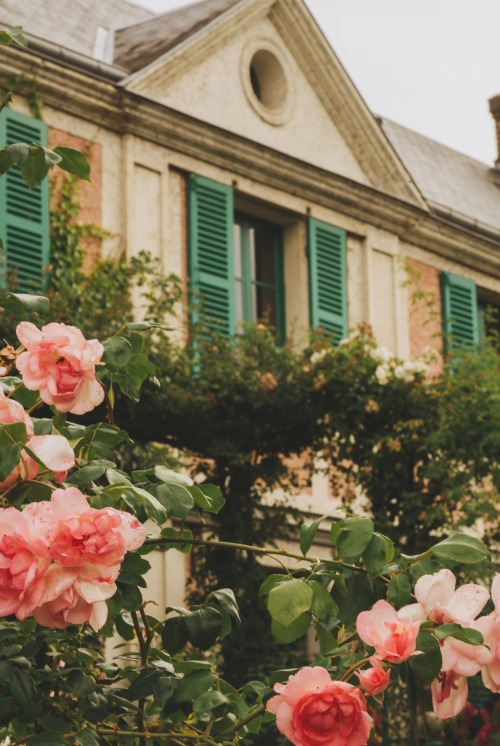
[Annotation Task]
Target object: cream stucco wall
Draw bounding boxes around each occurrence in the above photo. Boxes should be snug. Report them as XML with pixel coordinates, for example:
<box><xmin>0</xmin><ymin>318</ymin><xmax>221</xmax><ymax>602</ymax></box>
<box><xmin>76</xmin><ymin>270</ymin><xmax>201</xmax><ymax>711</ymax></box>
<box><xmin>138</xmin><ymin>17</ymin><xmax>369</xmax><ymax>184</ymax></box>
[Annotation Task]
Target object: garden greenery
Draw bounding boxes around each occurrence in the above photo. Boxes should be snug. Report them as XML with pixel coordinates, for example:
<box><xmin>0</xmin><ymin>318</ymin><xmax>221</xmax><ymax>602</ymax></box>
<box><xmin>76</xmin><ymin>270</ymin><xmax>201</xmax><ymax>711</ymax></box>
<box><xmin>2</xmin><ymin>24</ymin><xmax>500</xmax><ymax>746</ymax></box>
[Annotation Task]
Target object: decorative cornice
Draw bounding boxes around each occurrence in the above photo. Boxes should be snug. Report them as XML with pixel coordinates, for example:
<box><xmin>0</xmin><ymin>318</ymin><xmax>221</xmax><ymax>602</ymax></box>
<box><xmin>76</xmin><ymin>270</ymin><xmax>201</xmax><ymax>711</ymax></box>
<box><xmin>2</xmin><ymin>45</ymin><xmax>500</xmax><ymax>279</ymax></box>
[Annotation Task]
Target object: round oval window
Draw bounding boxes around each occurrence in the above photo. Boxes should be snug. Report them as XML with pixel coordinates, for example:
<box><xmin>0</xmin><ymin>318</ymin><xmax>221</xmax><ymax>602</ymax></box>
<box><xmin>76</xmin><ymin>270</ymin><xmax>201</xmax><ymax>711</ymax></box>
<box><xmin>249</xmin><ymin>49</ymin><xmax>288</xmax><ymax>113</ymax></box>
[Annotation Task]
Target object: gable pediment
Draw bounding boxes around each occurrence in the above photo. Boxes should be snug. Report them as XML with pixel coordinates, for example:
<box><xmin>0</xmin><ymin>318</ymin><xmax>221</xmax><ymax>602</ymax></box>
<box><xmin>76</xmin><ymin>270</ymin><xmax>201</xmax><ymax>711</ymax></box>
<box><xmin>118</xmin><ymin>0</ymin><xmax>425</xmax><ymax>206</ymax></box>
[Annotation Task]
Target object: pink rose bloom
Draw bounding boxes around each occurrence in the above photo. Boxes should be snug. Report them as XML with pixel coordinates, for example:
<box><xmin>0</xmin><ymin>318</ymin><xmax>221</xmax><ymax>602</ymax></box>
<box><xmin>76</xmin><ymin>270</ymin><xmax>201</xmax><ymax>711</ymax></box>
<box><xmin>356</xmin><ymin>600</ymin><xmax>421</xmax><ymax>663</ymax></box>
<box><xmin>356</xmin><ymin>657</ymin><xmax>390</xmax><ymax>697</ymax></box>
<box><xmin>401</xmin><ymin>569</ymin><xmax>489</xmax><ymax>625</ymax></box>
<box><xmin>33</xmin><ymin>562</ymin><xmax>118</xmax><ymax>630</ymax></box>
<box><xmin>440</xmin><ymin>612</ymin><xmax>495</xmax><ymax>678</ymax></box>
<box><xmin>0</xmin><ymin>434</ymin><xmax>76</xmax><ymax>491</ymax></box>
<box><xmin>16</xmin><ymin>322</ymin><xmax>104</xmax><ymax>415</ymax></box>
<box><xmin>482</xmin><ymin>575</ymin><xmax>500</xmax><ymax>692</ymax></box>
<box><xmin>0</xmin><ymin>387</ymin><xmax>33</xmax><ymax>436</ymax></box>
<box><xmin>431</xmin><ymin>671</ymin><xmax>468</xmax><ymax>719</ymax></box>
<box><xmin>49</xmin><ymin>487</ymin><xmax>146</xmax><ymax>567</ymax></box>
<box><xmin>0</xmin><ymin>504</ymin><xmax>53</xmax><ymax>619</ymax></box>
<box><xmin>266</xmin><ymin>667</ymin><xmax>373</xmax><ymax>746</ymax></box>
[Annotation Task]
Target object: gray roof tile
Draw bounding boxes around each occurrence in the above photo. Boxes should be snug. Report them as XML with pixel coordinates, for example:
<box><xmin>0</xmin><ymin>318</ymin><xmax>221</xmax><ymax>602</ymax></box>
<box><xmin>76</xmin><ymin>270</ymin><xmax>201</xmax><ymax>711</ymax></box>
<box><xmin>113</xmin><ymin>0</ymin><xmax>241</xmax><ymax>72</ymax></box>
<box><xmin>0</xmin><ymin>0</ymin><xmax>152</xmax><ymax>60</ymax></box>
<box><xmin>381</xmin><ymin>117</ymin><xmax>500</xmax><ymax>235</ymax></box>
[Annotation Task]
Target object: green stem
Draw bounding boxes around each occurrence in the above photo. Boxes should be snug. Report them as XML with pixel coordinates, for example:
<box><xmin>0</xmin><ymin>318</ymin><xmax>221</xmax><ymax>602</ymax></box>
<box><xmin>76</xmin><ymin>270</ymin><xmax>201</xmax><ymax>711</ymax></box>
<box><xmin>145</xmin><ymin>535</ymin><xmax>386</xmax><ymax>580</ymax></box>
<box><xmin>339</xmin><ymin>656</ymin><xmax>372</xmax><ymax>682</ymax></box>
<box><xmin>231</xmin><ymin>703</ymin><xmax>266</xmax><ymax>731</ymax></box>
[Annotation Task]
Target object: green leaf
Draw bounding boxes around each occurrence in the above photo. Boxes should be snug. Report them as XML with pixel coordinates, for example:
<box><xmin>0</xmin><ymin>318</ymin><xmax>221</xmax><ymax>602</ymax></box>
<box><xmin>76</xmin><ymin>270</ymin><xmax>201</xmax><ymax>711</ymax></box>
<box><xmin>7</xmin><ymin>142</ymin><xmax>30</xmax><ymax>165</ymax></box>
<box><xmin>102</xmin><ymin>336</ymin><xmax>133</xmax><ymax>371</ymax></box>
<box><xmin>431</xmin><ymin>534</ymin><xmax>491</xmax><ymax>564</ymax></box>
<box><xmin>271</xmin><ymin>612</ymin><xmax>310</xmax><ymax>644</ymax></box>
<box><xmin>0</xmin><ymin>443</ymin><xmax>21</xmax><ymax>481</ymax></box>
<box><xmin>161</xmin><ymin>616</ymin><xmax>188</xmax><ymax>655</ymax></box>
<box><xmin>128</xmin><ymin>669</ymin><xmax>161</xmax><ymax>700</ymax></box>
<box><xmin>43</xmin><ymin>147</ymin><xmax>62</xmax><ymax>167</ymax></box>
<box><xmin>267</xmin><ymin>578</ymin><xmax>313</xmax><ymax>627</ymax></box>
<box><xmin>315</xmin><ymin>623</ymin><xmax>338</xmax><ymax>655</ymax></box>
<box><xmin>66</xmin><ymin>670</ymin><xmax>96</xmax><ymax>700</ymax></box>
<box><xmin>0</xmin><ymin>26</ymin><xmax>28</xmax><ymax>47</ymax></box>
<box><xmin>30</xmin><ymin>736</ymin><xmax>67</xmax><ymax>746</ymax></box>
<box><xmin>300</xmin><ymin>514</ymin><xmax>329</xmax><ymax>556</ymax></box>
<box><xmin>160</xmin><ymin>527</ymin><xmax>193</xmax><ymax>553</ymax></box>
<box><xmin>308</xmin><ymin>580</ymin><xmax>339</xmax><ymax>623</ymax></box>
<box><xmin>10</xmin><ymin>669</ymin><xmax>37</xmax><ymax>706</ymax></box>
<box><xmin>152</xmin><ymin>466</ymin><xmax>193</xmax><ymax>487</ymax></box>
<box><xmin>156</xmin><ymin>482</ymin><xmax>194</xmax><ymax>520</ymax></box>
<box><xmin>408</xmin><ymin>631</ymin><xmax>442</xmax><ymax>684</ymax></box>
<box><xmin>74</xmin><ymin>728</ymin><xmax>100</xmax><ymax>746</ymax></box>
<box><xmin>434</xmin><ymin>623</ymin><xmax>484</xmax><ymax>645</ymax></box>
<box><xmin>189</xmin><ymin>483</ymin><xmax>225</xmax><ymax>513</ymax></box>
<box><xmin>193</xmin><ymin>690</ymin><xmax>228</xmax><ymax>718</ymax></box>
<box><xmin>184</xmin><ymin>607</ymin><xmax>223</xmax><ymax>649</ymax></box>
<box><xmin>363</xmin><ymin>533</ymin><xmax>394</xmax><ymax>576</ymax></box>
<box><xmin>387</xmin><ymin>573</ymin><xmax>412</xmax><ymax>608</ymax></box>
<box><xmin>120</xmin><ymin>583</ymin><xmax>143</xmax><ymax>612</ymax></box>
<box><xmin>209</xmin><ymin>589</ymin><xmax>241</xmax><ymax>623</ymax></box>
<box><xmin>335</xmin><ymin>517</ymin><xmax>374</xmax><ymax>559</ymax></box>
<box><xmin>175</xmin><ymin>670</ymin><xmax>216</xmax><ymax>703</ymax></box>
<box><xmin>20</xmin><ymin>146</ymin><xmax>49</xmax><ymax>188</ymax></box>
<box><xmin>53</xmin><ymin>146</ymin><xmax>91</xmax><ymax>180</ymax></box>
<box><xmin>259</xmin><ymin>574</ymin><xmax>288</xmax><ymax>597</ymax></box>
<box><xmin>331</xmin><ymin>571</ymin><xmax>378</xmax><ymax>627</ymax></box>
<box><xmin>153</xmin><ymin>676</ymin><xmax>178</xmax><ymax>709</ymax></box>
<box><xmin>0</xmin><ymin>291</ymin><xmax>49</xmax><ymax>316</ymax></box>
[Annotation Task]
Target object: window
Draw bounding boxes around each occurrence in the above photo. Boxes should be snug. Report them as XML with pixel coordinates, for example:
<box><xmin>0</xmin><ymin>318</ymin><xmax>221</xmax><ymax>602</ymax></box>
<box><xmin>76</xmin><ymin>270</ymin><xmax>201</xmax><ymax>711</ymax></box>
<box><xmin>234</xmin><ymin>214</ymin><xmax>284</xmax><ymax>338</ymax></box>
<box><xmin>441</xmin><ymin>272</ymin><xmax>479</xmax><ymax>353</ymax></box>
<box><xmin>187</xmin><ymin>173</ymin><xmax>347</xmax><ymax>344</ymax></box>
<box><xmin>307</xmin><ymin>218</ymin><xmax>347</xmax><ymax>344</ymax></box>
<box><xmin>0</xmin><ymin>109</ymin><xmax>50</xmax><ymax>292</ymax></box>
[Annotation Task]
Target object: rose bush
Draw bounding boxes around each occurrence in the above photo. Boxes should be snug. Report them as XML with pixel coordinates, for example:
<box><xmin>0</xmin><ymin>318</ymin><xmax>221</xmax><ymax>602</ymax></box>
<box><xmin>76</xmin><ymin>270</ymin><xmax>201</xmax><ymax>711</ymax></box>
<box><xmin>0</xmin><ymin>67</ymin><xmax>499</xmax><ymax>743</ymax></box>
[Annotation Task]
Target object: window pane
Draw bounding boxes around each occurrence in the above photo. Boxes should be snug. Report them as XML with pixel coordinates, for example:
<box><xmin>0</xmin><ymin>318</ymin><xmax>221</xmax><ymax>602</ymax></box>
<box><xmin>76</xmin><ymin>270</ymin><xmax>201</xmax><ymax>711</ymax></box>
<box><xmin>235</xmin><ymin>278</ymin><xmax>244</xmax><ymax>325</ymax></box>
<box><xmin>233</xmin><ymin>223</ymin><xmax>242</xmax><ymax>279</ymax></box>
<box><xmin>254</xmin><ymin>228</ymin><xmax>276</xmax><ymax>285</ymax></box>
<box><xmin>256</xmin><ymin>286</ymin><xmax>278</xmax><ymax>328</ymax></box>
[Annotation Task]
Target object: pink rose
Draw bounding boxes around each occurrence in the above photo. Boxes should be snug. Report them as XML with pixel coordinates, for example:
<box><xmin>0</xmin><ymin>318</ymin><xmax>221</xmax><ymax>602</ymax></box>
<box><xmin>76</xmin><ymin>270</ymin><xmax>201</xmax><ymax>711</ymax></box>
<box><xmin>356</xmin><ymin>657</ymin><xmax>390</xmax><ymax>696</ymax></box>
<box><xmin>266</xmin><ymin>667</ymin><xmax>373</xmax><ymax>746</ymax></box>
<box><xmin>49</xmin><ymin>487</ymin><xmax>146</xmax><ymax>567</ymax></box>
<box><xmin>33</xmin><ymin>563</ymin><xmax>117</xmax><ymax>631</ymax></box>
<box><xmin>482</xmin><ymin>575</ymin><xmax>500</xmax><ymax>692</ymax></box>
<box><xmin>404</xmin><ymin>569</ymin><xmax>489</xmax><ymax>625</ymax></box>
<box><xmin>356</xmin><ymin>600</ymin><xmax>421</xmax><ymax>663</ymax></box>
<box><xmin>0</xmin><ymin>504</ymin><xmax>53</xmax><ymax>619</ymax></box>
<box><xmin>0</xmin><ymin>434</ymin><xmax>75</xmax><ymax>491</ymax></box>
<box><xmin>16</xmin><ymin>322</ymin><xmax>104</xmax><ymax>415</ymax></box>
<box><xmin>431</xmin><ymin>670</ymin><xmax>468</xmax><ymax>719</ymax></box>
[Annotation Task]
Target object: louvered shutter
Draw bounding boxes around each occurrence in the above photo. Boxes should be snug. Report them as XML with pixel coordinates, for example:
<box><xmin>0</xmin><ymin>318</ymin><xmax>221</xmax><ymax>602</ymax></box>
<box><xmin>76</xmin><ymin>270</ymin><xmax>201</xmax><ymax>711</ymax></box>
<box><xmin>308</xmin><ymin>218</ymin><xmax>347</xmax><ymax>344</ymax></box>
<box><xmin>441</xmin><ymin>271</ymin><xmax>479</xmax><ymax>352</ymax></box>
<box><xmin>188</xmin><ymin>174</ymin><xmax>235</xmax><ymax>337</ymax></box>
<box><xmin>0</xmin><ymin>109</ymin><xmax>50</xmax><ymax>292</ymax></box>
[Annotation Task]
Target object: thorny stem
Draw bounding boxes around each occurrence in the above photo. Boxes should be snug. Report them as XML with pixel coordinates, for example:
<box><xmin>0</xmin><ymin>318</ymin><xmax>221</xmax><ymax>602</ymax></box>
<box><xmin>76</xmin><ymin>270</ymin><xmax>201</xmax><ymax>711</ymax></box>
<box><xmin>96</xmin><ymin>729</ymin><xmax>225</xmax><ymax>745</ymax></box>
<box><xmin>131</xmin><ymin>610</ymin><xmax>148</xmax><ymax>746</ymax></box>
<box><xmin>339</xmin><ymin>656</ymin><xmax>372</xmax><ymax>683</ymax></box>
<box><xmin>139</xmin><ymin>605</ymin><xmax>154</xmax><ymax>665</ymax></box>
<box><xmin>6</xmin><ymin>381</ymin><xmax>24</xmax><ymax>399</ymax></box>
<box><xmin>26</xmin><ymin>398</ymin><xmax>43</xmax><ymax>414</ymax></box>
<box><xmin>230</xmin><ymin>703</ymin><xmax>266</xmax><ymax>731</ymax></box>
<box><xmin>145</xmin><ymin>536</ymin><xmax>389</xmax><ymax>582</ymax></box>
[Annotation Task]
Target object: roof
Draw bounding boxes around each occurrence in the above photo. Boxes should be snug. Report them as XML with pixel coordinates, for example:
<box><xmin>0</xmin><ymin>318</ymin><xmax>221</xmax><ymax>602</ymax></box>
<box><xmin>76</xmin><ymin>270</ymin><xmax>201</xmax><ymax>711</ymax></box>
<box><xmin>0</xmin><ymin>0</ymin><xmax>152</xmax><ymax>61</ymax></box>
<box><xmin>381</xmin><ymin>117</ymin><xmax>500</xmax><ymax>235</ymax></box>
<box><xmin>113</xmin><ymin>0</ymin><xmax>241</xmax><ymax>72</ymax></box>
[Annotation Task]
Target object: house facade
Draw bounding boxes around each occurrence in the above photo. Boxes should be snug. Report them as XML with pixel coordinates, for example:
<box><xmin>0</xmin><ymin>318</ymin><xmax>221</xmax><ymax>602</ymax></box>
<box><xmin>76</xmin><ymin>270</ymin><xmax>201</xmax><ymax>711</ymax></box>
<box><xmin>1</xmin><ymin>0</ymin><xmax>500</xmax><ymax>607</ymax></box>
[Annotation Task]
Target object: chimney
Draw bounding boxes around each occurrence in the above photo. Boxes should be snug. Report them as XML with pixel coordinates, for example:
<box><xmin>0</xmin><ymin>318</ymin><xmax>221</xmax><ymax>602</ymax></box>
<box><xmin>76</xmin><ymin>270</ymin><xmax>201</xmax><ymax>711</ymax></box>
<box><xmin>489</xmin><ymin>95</ymin><xmax>500</xmax><ymax>166</ymax></box>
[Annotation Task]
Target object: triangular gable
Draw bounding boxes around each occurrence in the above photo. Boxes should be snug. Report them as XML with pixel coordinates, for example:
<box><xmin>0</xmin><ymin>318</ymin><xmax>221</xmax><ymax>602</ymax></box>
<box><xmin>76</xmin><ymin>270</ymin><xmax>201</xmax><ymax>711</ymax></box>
<box><xmin>118</xmin><ymin>0</ymin><xmax>426</xmax><ymax>205</ymax></box>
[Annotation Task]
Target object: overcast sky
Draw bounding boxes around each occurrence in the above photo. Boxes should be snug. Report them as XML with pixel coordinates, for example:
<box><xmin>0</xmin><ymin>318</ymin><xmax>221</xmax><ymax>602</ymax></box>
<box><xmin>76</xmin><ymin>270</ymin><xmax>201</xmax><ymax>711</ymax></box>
<box><xmin>129</xmin><ymin>0</ymin><xmax>500</xmax><ymax>166</ymax></box>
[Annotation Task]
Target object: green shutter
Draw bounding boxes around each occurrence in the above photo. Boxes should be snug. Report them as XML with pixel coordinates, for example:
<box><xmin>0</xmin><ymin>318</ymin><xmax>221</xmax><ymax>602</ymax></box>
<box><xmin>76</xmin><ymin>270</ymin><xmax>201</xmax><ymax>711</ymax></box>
<box><xmin>188</xmin><ymin>174</ymin><xmax>235</xmax><ymax>337</ymax></box>
<box><xmin>308</xmin><ymin>218</ymin><xmax>347</xmax><ymax>343</ymax></box>
<box><xmin>441</xmin><ymin>271</ymin><xmax>479</xmax><ymax>352</ymax></box>
<box><xmin>0</xmin><ymin>109</ymin><xmax>50</xmax><ymax>292</ymax></box>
